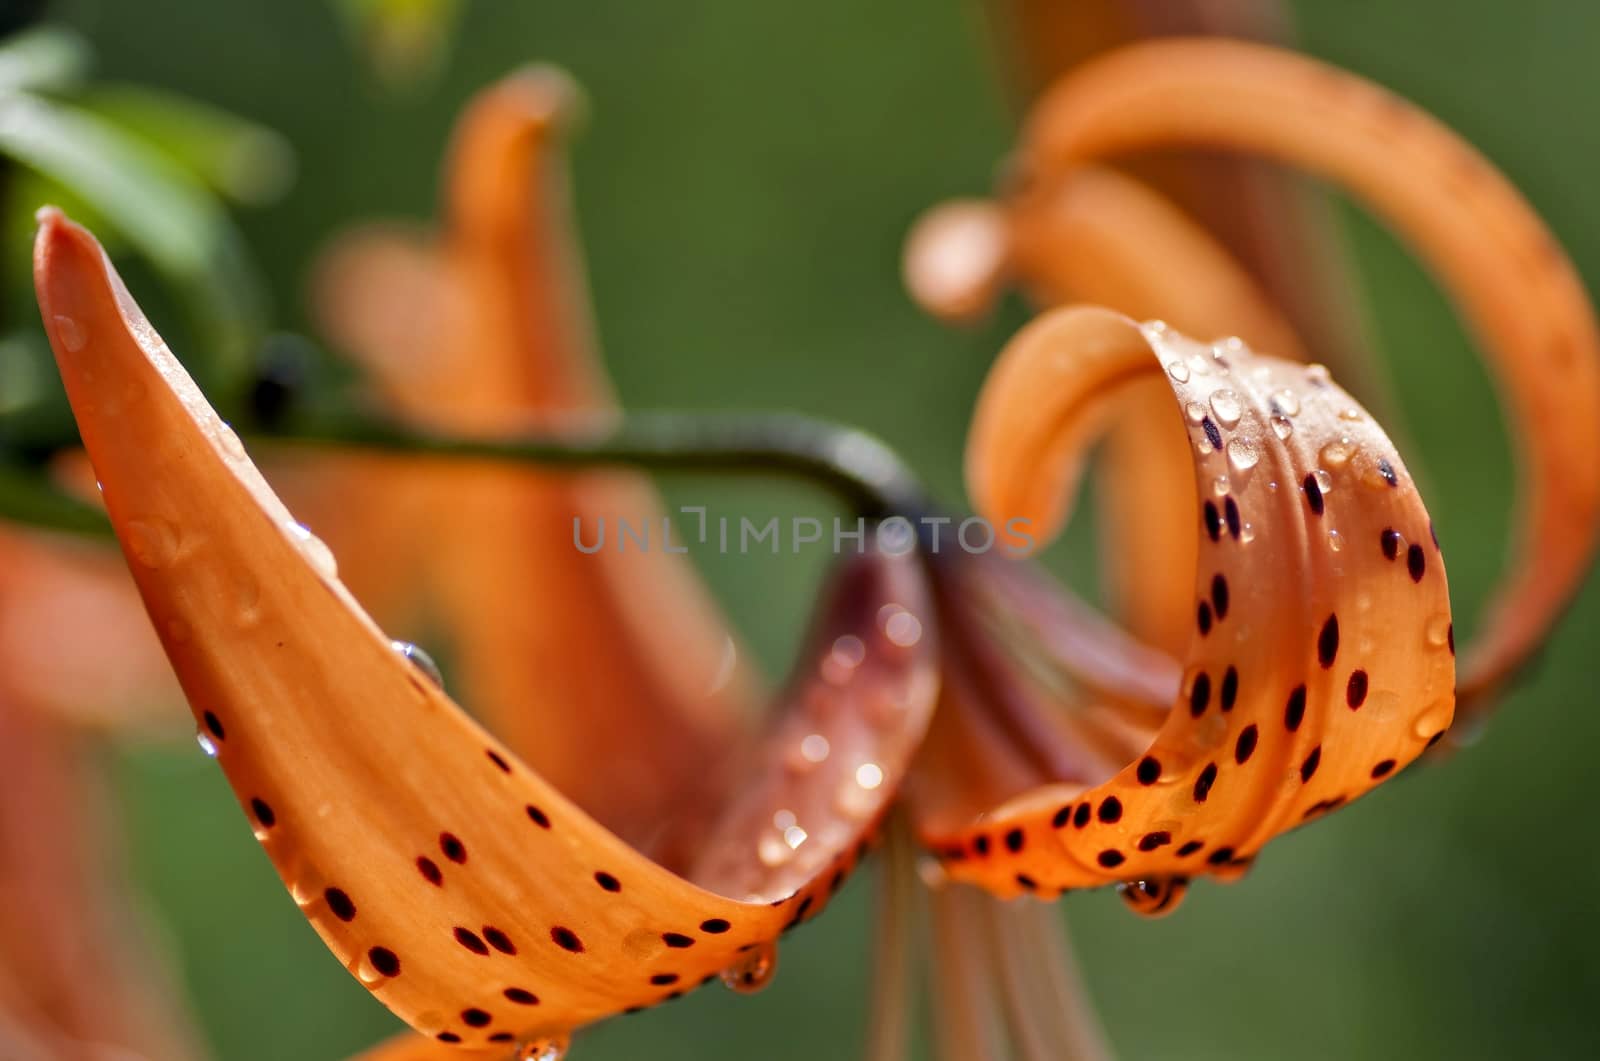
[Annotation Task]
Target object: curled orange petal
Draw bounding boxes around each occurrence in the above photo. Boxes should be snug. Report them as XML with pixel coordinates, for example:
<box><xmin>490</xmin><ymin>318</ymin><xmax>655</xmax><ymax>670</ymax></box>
<box><xmin>932</xmin><ymin>305</ymin><xmax>1453</xmax><ymax>898</ymax></box>
<box><xmin>35</xmin><ymin>212</ymin><xmax>939</xmax><ymax>1045</ymax></box>
<box><xmin>1012</xmin><ymin>38</ymin><xmax>1600</xmax><ymax>711</ymax></box>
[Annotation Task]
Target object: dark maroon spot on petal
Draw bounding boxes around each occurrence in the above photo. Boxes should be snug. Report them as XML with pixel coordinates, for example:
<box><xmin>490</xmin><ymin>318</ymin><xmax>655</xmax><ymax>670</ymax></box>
<box><xmin>1407</xmin><ymin>543</ymin><xmax>1426</xmax><ymax>582</ymax></box>
<box><xmin>250</xmin><ymin>798</ymin><xmax>275</xmax><ymax>828</ymax></box>
<box><xmin>1303</xmin><ymin>473</ymin><xmax>1324</xmax><ymax>516</ymax></box>
<box><xmin>1206</xmin><ymin>847</ymin><xmax>1236</xmax><ymax>866</ymax></box>
<box><xmin>504</xmin><ymin>987</ymin><xmax>539</xmax><ymax>1005</ymax></box>
<box><xmin>1447</xmin><ymin>624</ymin><xmax>1455</xmax><ymax>654</ymax></box>
<box><xmin>437</xmin><ymin>1032</ymin><xmax>461</xmax><ymax>1043</ymax></box>
<box><xmin>489</xmin><ymin>1033</ymin><xmax>515</xmax><ymax>1044</ymax></box>
<box><xmin>1137</xmin><ymin>757</ymin><xmax>1162</xmax><ymax>785</ymax></box>
<box><xmin>1211</xmin><ymin>574</ymin><xmax>1230</xmax><ymax>619</ymax></box>
<box><xmin>486</xmin><ymin>749</ymin><xmax>511</xmax><ymax>773</ymax></box>
<box><xmin>1138</xmin><ymin>831</ymin><xmax>1171</xmax><ymax>852</ymax></box>
<box><xmin>1193</xmin><ymin>762</ymin><xmax>1218</xmax><ymax>802</ymax></box>
<box><xmin>1177</xmin><ymin>840</ymin><xmax>1204</xmax><ymax>857</ymax></box>
<box><xmin>1300</xmin><ymin>746</ymin><xmax>1322</xmax><ymax>782</ymax></box>
<box><xmin>203</xmin><ymin>711</ymin><xmax>225</xmax><ymax>740</ymax></box>
<box><xmin>324</xmin><ymin>887</ymin><xmax>356</xmax><ymax>922</ymax></box>
<box><xmin>1235</xmin><ymin>725</ymin><xmax>1258</xmax><ymax>764</ymax></box>
<box><xmin>1203</xmin><ymin>501</ymin><xmax>1222</xmax><ymax>542</ymax></box>
<box><xmin>1285</xmin><ymin>684</ymin><xmax>1307</xmax><ymax>731</ymax></box>
<box><xmin>551</xmin><ymin>927</ymin><xmax>584</xmax><ymax>953</ymax></box>
<box><xmin>417</xmin><ymin>856</ymin><xmax>442</xmax><ymax>886</ymax></box>
<box><xmin>595</xmin><ymin>871</ymin><xmax>621</xmax><ymax>893</ymax></box>
<box><xmin>1016</xmin><ymin>874</ymin><xmax>1038</xmax><ymax>891</ymax></box>
<box><xmin>1197</xmin><ymin>600</ymin><xmax>1213</xmax><ymax>635</ymax></box>
<box><xmin>1098</xmin><ymin>796</ymin><xmax>1123</xmax><ymax>824</ymax></box>
<box><xmin>1224</xmin><ymin>497</ymin><xmax>1242</xmax><ymax>539</ymax></box>
<box><xmin>483</xmin><ymin>927</ymin><xmax>516</xmax><ymax>955</ymax></box>
<box><xmin>368</xmin><ymin>947</ymin><xmax>400</xmax><ymax>976</ymax></box>
<box><xmin>461</xmin><ymin>1008</ymin><xmax>491</xmax><ymax>1028</ymax></box>
<box><xmin>1220</xmin><ymin>666</ymin><xmax>1238</xmax><ymax>711</ymax></box>
<box><xmin>663</xmin><ymin>933</ymin><xmax>695</xmax><ymax>949</ymax></box>
<box><xmin>1097</xmin><ymin>849</ymin><xmax>1125</xmax><ymax>868</ymax></box>
<box><xmin>1004</xmin><ymin>828</ymin><xmax>1025</xmax><ymax>853</ymax></box>
<box><xmin>1053</xmin><ymin>805</ymin><xmax>1073</xmax><ymax>828</ymax></box>
<box><xmin>439</xmin><ymin>832</ymin><xmax>467</xmax><ymax>863</ymax></box>
<box><xmin>1380</xmin><ymin>528</ymin><xmax>1400</xmax><ymax>560</ymax></box>
<box><xmin>1073</xmin><ymin>803</ymin><xmax>1091</xmax><ymax>828</ymax></box>
<box><xmin>651</xmin><ymin>973</ymin><xmax>679</xmax><ymax>986</ymax></box>
<box><xmin>525</xmin><ymin>805</ymin><xmax>551</xmax><ymax>829</ymax></box>
<box><xmin>1317</xmin><ymin>615</ymin><xmax>1340</xmax><ymax>668</ymax></box>
<box><xmin>700</xmin><ymin>918</ymin><xmax>731</xmax><ymax>934</ymax></box>
<box><xmin>454</xmin><ymin>927</ymin><xmax>489</xmax><ymax>955</ymax></box>
<box><xmin>1201</xmin><ymin>416</ymin><xmax>1223</xmax><ymax>450</ymax></box>
<box><xmin>1347</xmin><ymin>670</ymin><xmax>1369</xmax><ymax>709</ymax></box>
<box><xmin>974</xmin><ymin>834</ymin><xmax>991</xmax><ymax>856</ymax></box>
<box><xmin>1377</xmin><ymin>458</ymin><xmax>1398</xmax><ymax>487</ymax></box>
<box><xmin>1371</xmin><ymin>759</ymin><xmax>1397</xmax><ymax>779</ymax></box>
<box><xmin>1189</xmin><ymin>671</ymin><xmax>1211</xmax><ymax>718</ymax></box>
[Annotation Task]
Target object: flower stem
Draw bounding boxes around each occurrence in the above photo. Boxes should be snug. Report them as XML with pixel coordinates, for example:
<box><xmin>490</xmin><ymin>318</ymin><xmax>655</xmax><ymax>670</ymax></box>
<box><xmin>269</xmin><ymin>405</ymin><xmax>931</xmax><ymax>520</ymax></box>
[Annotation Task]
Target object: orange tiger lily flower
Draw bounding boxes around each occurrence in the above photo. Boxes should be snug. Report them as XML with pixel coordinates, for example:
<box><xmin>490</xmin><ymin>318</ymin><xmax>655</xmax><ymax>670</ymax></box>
<box><xmin>907</xmin><ymin>38</ymin><xmax>1600</xmax><ymax>726</ymax></box>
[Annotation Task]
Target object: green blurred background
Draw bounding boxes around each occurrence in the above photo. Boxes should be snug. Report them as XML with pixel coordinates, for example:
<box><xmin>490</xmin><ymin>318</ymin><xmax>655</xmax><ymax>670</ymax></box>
<box><xmin>12</xmin><ymin>0</ymin><xmax>1600</xmax><ymax>1057</ymax></box>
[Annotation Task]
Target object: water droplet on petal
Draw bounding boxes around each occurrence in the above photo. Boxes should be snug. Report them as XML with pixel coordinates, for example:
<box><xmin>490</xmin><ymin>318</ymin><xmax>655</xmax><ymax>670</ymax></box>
<box><xmin>217</xmin><ymin>423</ymin><xmax>248</xmax><ymax>461</ymax></box>
<box><xmin>1327</xmin><ymin>529</ymin><xmax>1344</xmax><ymax>552</ymax></box>
<box><xmin>391</xmin><ymin>640</ymin><xmax>444</xmax><ymax>688</ymax></box>
<box><xmin>1339</xmin><ymin>407</ymin><xmax>1363</xmax><ymax>422</ymax></box>
<box><xmin>1411</xmin><ymin>699</ymin><xmax>1454</xmax><ymax>740</ymax></box>
<box><xmin>289</xmin><ymin>523</ymin><xmax>339</xmax><ymax>579</ymax></box>
<box><xmin>1211</xmin><ymin>475</ymin><xmax>1231</xmax><ymax>497</ymax></box>
<box><xmin>52</xmin><ymin>315</ymin><xmax>86</xmax><ymax>352</ymax></box>
<box><xmin>758</xmin><ymin>836</ymin><xmax>793</xmax><ymax>867</ymax></box>
<box><xmin>1209</xmin><ymin>389</ymin><xmax>1242</xmax><ymax>427</ymax></box>
<box><xmin>1270</xmin><ymin>389</ymin><xmax>1301</xmax><ymax>416</ymax></box>
<box><xmin>195</xmin><ymin>731</ymin><xmax>218</xmax><ymax>758</ymax></box>
<box><xmin>1185</xmin><ymin>401</ymin><xmax>1207</xmax><ymax>423</ymax></box>
<box><xmin>1425</xmin><ymin>614</ymin><xmax>1452</xmax><ymax>647</ymax></box>
<box><xmin>1117</xmin><ymin>877</ymin><xmax>1189</xmax><ymax>918</ymax></box>
<box><xmin>1305</xmin><ymin>363</ymin><xmax>1331</xmax><ymax>386</ymax></box>
<box><xmin>1312</xmin><ymin>469</ymin><xmax>1334</xmax><ymax>494</ymax></box>
<box><xmin>517</xmin><ymin>1036</ymin><xmax>571</xmax><ymax>1061</ymax></box>
<box><xmin>1319</xmin><ymin>440</ymin><xmax>1351</xmax><ymax>468</ymax></box>
<box><xmin>125</xmin><ymin>517</ymin><xmax>180</xmax><ymax>568</ymax></box>
<box><xmin>1225</xmin><ymin>436</ymin><xmax>1259</xmax><ymax>473</ymax></box>
<box><xmin>1239</xmin><ymin>522</ymin><xmax>1256</xmax><ymax>544</ymax></box>
<box><xmin>1166</xmin><ymin>360</ymin><xmax>1191</xmax><ymax>383</ymax></box>
<box><xmin>722</xmin><ymin>942</ymin><xmax>778</xmax><ymax>994</ymax></box>
<box><xmin>1270</xmin><ymin>415</ymin><xmax>1294</xmax><ymax>440</ymax></box>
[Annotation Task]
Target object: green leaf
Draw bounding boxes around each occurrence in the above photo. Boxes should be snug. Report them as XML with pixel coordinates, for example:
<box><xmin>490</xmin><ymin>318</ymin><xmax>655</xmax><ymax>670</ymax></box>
<box><xmin>0</xmin><ymin>25</ymin><xmax>90</xmax><ymax>96</ymax></box>
<box><xmin>0</xmin><ymin>91</ymin><xmax>266</xmax><ymax>384</ymax></box>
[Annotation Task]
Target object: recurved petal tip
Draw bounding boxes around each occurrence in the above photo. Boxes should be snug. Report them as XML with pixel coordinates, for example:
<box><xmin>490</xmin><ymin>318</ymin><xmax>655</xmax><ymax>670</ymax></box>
<box><xmin>902</xmin><ymin>199</ymin><xmax>1010</xmax><ymax>324</ymax></box>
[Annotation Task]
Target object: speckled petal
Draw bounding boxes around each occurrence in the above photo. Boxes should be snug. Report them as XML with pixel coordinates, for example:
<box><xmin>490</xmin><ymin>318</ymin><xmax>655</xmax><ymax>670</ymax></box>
<box><xmin>938</xmin><ymin>306</ymin><xmax>1453</xmax><ymax>897</ymax></box>
<box><xmin>1013</xmin><ymin>37</ymin><xmax>1600</xmax><ymax>715</ymax></box>
<box><xmin>34</xmin><ymin>213</ymin><xmax>940</xmax><ymax>1046</ymax></box>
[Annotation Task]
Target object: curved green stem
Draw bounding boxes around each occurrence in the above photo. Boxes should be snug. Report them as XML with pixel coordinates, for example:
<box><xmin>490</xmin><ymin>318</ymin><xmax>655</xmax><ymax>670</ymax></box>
<box><xmin>269</xmin><ymin>405</ymin><xmax>932</xmax><ymax>520</ymax></box>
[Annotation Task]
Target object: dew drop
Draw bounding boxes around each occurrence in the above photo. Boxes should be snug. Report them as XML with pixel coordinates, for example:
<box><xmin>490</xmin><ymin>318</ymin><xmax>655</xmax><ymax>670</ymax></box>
<box><xmin>1187</xmin><ymin>355</ymin><xmax>1212</xmax><ymax>376</ymax></box>
<box><xmin>1211</xmin><ymin>475</ymin><xmax>1231</xmax><ymax>497</ymax></box>
<box><xmin>1312</xmin><ymin>469</ymin><xmax>1334</xmax><ymax>494</ymax></box>
<box><xmin>125</xmin><ymin>517</ymin><xmax>180</xmax><ymax>568</ymax></box>
<box><xmin>1225</xmin><ymin>437</ymin><xmax>1259</xmax><ymax>473</ymax></box>
<box><xmin>1270</xmin><ymin>415</ymin><xmax>1294</xmax><ymax>440</ymax></box>
<box><xmin>1411</xmin><ymin>700</ymin><xmax>1454</xmax><ymax>740</ymax></box>
<box><xmin>1319</xmin><ymin>440</ymin><xmax>1352</xmax><ymax>468</ymax></box>
<box><xmin>1425</xmin><ymin>615</ymin><xmax>1452</xmax><ymax>647</ymax></box>
<box><xmin>391</xmin><ymin>640</ymin><xmax>444</xmax><ymax>688</ymax></box>
<box><xmin>1184</xmin><ymin>401</ymin><xmax>1207</xmax><ymax>423</ymax></box>
<box><xmin>1146</xmin><ymin>320</ymin><xmax>1170</xmax><ymax>335</ymax></box>
<box><xmin>721</xmin><ymin>942</ymin><xmax>778</xmax><ymax>994</ymax></box>
<box><xmin>1238</xmin><ymin>522</ymin><xmax>1256</xmax><ymax>544</ymax></box>
<box><xmin>1209</xmin><ymin>389</ymin><xmax>1242</xmax><ymax>427</ymax></box>
<box><xmin>758</xmin><ymin>836</ymin><xmax>793</xmax><ymax>867</ymax></box>
<box><xmin>1339</xmin><ymin>407</ymin><xmax>1363</xmax><ymax>422</ymax></box>
<box><xmin>52</xmin><ymin>315</ymin><xmax>86</xmax><ymax>352</ymax></box>
<box><xmin>1305</xmin><ymin>363</ymin><xmax>1331</xmax><ymax>386</ymax></box>
<box><xmin>517</xmin><ymin>1036</ymin><xmax>570</xmax><ymax>1061</ymax></box>
<box><xmin>1166</xmin><ymin>360</ymin><xmax>1191</xmax><ymax>383</ymax></box>
<box><xmin>217</xmin><ymin>423</ymin><xmax>248</xmax><ymax>461</ymax></box>
<box><xmin>195</xmin><ymin>730</ymin><xmax>218</xmax><ymax>758</ymax></box>
<box><xmin>289</xmin><ymin>523</ymin><xmax>339</xmax><ymax>579</ymax></box>
<box><xmin>1117</xmin><ymin>877</ymin><xmax>1189</xmax><ymax>919</ymax></box>
<box><xmin>1327</xmin><ymin>529</ymin><xmax>1344</xmax><ymax>552</ymax></box>
<box><xmin>1270</xmin><ymin>389</ymin><xmax>1301</xmax><ymax>416</ymax></box>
